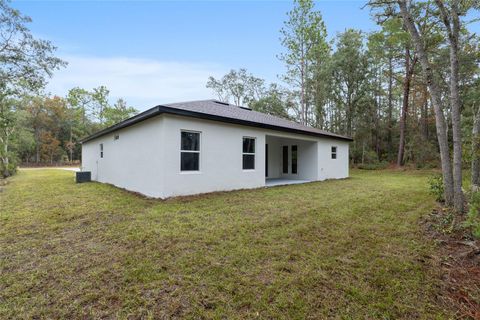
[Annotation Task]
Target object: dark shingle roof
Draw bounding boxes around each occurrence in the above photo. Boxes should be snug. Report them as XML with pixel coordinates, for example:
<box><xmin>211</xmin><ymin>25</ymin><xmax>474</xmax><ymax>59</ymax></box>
<box><xmin>81</xmin><ymin>99</ymin><xmax>352</xmax><ymax>143</ymax></box>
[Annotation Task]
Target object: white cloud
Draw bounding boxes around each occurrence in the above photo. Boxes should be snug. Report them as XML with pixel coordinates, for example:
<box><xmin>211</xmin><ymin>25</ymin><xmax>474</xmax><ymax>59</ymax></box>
<box><xmin>45</xmin><ymin>55</ymin><xmax>226</xmax><ymax>110</ymax></box>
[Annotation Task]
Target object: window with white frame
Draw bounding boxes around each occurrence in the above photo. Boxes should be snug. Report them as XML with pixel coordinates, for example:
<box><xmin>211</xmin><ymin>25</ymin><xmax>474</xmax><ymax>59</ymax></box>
<box><xmin>331</xmin><ymin>146</ymin><xmax>337</xmax><ymax>159</ymax></box>
<box><xmin>100</xmin><ymin>143</ymin><xmax>103</xmax><ymax>158</ymax></box>
<box><xmin>180</xmin><ymin>131</ymin><xmax>200</xmax><ymax>171</ymax></box>
<box><xmin>242</xmin><ymin>137</ymin><xmax>255</xmax><ymax>170</ymax></box>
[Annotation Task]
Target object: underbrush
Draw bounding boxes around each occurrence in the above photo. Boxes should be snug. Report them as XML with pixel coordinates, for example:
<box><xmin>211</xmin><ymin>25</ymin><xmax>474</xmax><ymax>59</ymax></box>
<box><xmin>465</xmin><ymin>191</ymin><xmax>480</xmax><ymax>239</ymax></box>
<box><xmin>356</xmin><ymin>161</ymin><xmax>389</xmax><ymax>170</ymax></box>
<box><xmin>425</xmin><ymin>173</ymin><xmax>480</xmax><ymax>317</ymax></box>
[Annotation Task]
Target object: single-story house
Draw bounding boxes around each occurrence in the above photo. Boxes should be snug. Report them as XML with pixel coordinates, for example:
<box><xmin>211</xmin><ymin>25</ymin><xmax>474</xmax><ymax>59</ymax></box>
<box><xmin>81</xmin><ymin>100</ymin><xmax>352</xmax><ymax>198</ymax></box>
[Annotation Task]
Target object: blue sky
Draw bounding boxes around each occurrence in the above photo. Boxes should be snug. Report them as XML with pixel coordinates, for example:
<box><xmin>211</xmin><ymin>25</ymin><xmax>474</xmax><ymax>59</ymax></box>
<box><xmin>12</xmin><ymin>1</ymin><xmax>478</xmax><ymax>110</ymax></box>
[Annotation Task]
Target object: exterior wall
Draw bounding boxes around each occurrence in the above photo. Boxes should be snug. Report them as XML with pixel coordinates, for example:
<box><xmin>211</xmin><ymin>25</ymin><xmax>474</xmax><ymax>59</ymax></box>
<box><xmin>81</xmin><ymin>117</ymin><xmax>165</xmax><ymax>198</ymax></box>
<box><xmin>160</xmin><ymin>115</ymin><xmax>266</xmax><ymax>198</ymax></box>
<box><xmin>317</xmin><ymin>138</ymin><xmax>349</xmax><ymax>180</ymax></box>
<box><xmin>81</xmin><ymin>114</ymin><xmax>350</xmax><ymax>198</ymax></box>
<box><xmin>266</xmin><ymin>137</ymin><xmax>282</xmax><ymax>179</ymax></box>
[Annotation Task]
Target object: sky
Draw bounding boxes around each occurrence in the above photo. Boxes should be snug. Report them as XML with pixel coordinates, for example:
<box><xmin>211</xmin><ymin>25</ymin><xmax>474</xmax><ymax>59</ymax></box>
<box><xmin>11</xmin><ymin>0</ymin><xmax>478</xmax><ymax>111</ymax></box>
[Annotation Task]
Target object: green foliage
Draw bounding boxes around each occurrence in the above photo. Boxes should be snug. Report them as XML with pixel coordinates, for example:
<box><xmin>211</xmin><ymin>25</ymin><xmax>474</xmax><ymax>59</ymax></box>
<box><xmin>465</xmin><ymin>191</ymin><xmax>480</xmax><ymax>238</ymax></box>
<box><xmin>248</xmin><ymin>84</ymin><xmax>291</xmax><ymax>119</ymax></box>
<box><xmin>432</xmin><ymin>209</ymin><xmax>456</xmax><ymax>235</ymax></box>
<box><xmin>428</xmin><ymin>174</ymin><xmax>444</xmax><ymax>202</ymax></box>
<box><xmin>279</xmin><ymin>0</ymin><xmax>329</xmax><ymax>125</ymax></box>
<box><xmin>357</xmin><ymin>161</ymin><xmax>389</xmax><ymax>170</ymax></box>
<box><xmin>206</xmin><ymin>68</ymin><xmax>266</xmax><ymax>106</ymax></box>
<box><xmin>0</xmin><ymin>0</ymin><xmax>66</xmax><ymax>93</ymax></box>
<box><xmin>406</xmin><ymin>136</ymin><xmax>439</xmax><ymax>169</ymax></box>
<box><xmin>6</xmin><ymin>87</ymin><xmax>138</xmax><ymax>165</ymax></box>
<box><xmin>103</xmin><ymin>98</ymin><xmax>138</xmax><ymax>127</ymax></box>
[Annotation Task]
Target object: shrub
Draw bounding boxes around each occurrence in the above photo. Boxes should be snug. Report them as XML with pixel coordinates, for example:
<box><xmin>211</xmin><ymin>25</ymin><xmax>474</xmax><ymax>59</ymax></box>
<box><xmin>428</xmin><ymin>174</ymin><xmax>444</xmax><ymax>202</ymax></box>
<box><xmin>465</xmin><ymin>192</ymin><xmax>480</xmax><ymax>239</ymax></box>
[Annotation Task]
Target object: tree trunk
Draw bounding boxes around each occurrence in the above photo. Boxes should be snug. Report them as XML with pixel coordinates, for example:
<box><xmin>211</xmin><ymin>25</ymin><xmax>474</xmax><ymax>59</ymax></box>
<box><xmin>398</xmin><ymin>0</ymin><xmax>454</xmax><ymax>206</ymax></box>
<box><xmin>397</xmin><ymin>47</ymin><xmax>412</xmax><ymax>167</ymax></box>
<box><xmin>35</xmin><ymin>130</ymin><xmax>40</xmax><ymax>163</ymax></box>
<box><xmin>435</xmin><ymin>0</ymin><xmax>463</xmax><ymax>211</ymax></box>
<box><xmin>472</xmin><ymin>105</ymin><xmax>480</xmax><ymax>191</ymax></box>
<box><xmin>420</xmin><ymin>86</ymin><xmax>429</xmax><ymax>140</ymax></box>
<box><xmin>387</xmin><ymin>56</ymin><xmax>394</xmax><ymax>157</ymax></box>
<box><xmin>0</xmin><ymin>131</ymin><xmax>11</xmax><ymax>178</ymax></box>
<box><xmin>300</xmin><ymin>59</ymin><xmax>306</xmax><ymax>125</ymax></box>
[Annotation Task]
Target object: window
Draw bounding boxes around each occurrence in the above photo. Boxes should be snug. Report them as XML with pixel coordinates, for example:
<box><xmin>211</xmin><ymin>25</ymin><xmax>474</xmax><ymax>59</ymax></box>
<box><xmin>242</xmin><ymin>137</ymin><xmax>255</xmax><ymax>170</ymax></box>
<box><xmin>331</xmin><ymin>146</ymin><xmax>337</xmax><ymax>159</ymax></box>
<box><xmin>114</xmin><ymin>134</ymin><xmax>119</xmax><ymax>140</ymax></box>
<box><xmin>100</xmin><ymin>143</ymin><xmax>103</xmax><ymax>158</ymax></box>
<box><xmin>282</xmin><ymin>146</ymin><xmax>288</xmax><ymax>174</ymax></box>
<box><xmin>181</xmin><ymin>131</ymin><xmax>200</xmax><ymax>171</ymax></box>
<box><xmin>291</xmin><ymin>145</ymin><xmax>298</xmax><ymax>174</ymax></box>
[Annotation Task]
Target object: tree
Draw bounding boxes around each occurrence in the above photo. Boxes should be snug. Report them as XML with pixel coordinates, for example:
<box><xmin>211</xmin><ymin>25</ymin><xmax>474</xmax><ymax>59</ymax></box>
<box><xmin>0</xmin><ymin>93</ymin><xmax>17</xmax><ymax>177</ymax></box>
<box><xmin>249</xmin><ymin>84</ymin><xmax>291</xmax><ymax>119</ymax></box>
<box><xmin>279</xmin><ymin>0</ymin><xmax>328</xmax><ymax>125</ymax></box>
<box><xmin>103</xmin><ymin>98</ymin><xmax>138</xmax><ymax>127</ymax></box>
<box><xmin>67</xmin><ymin>87</ymin><xmax>93</xmax><ymax>125</ymax></box>
<box><xmin>0</xmin><ymin>0</ymin><xmax>64</xmax><ymax>176</ymax></box>
<box><xmin>39</xmin><ymin>131</ymin><xmax>60</xmax><ymax>163</ymax></box>
<box><xmin>91</xmin><ymin>86</ymin><xmax>110</xmax><ymax>124</ymax></box>
<box><xmin>397</xmin><ymin>0</ymin><xmax>455</xmax><ymax>207</ymax></box>
<box><xmin>397</xmin><ymin>44</ymin><xmax>418</xmax><ymax>166</ymax></box>
<box><xmin>206</xmin><ymin>69</ymin><xmax>265</xmax><ymax>106</ymax></box>
<box><xmin>434</xmin><ymin>0</ymin><xmax>467</xmax><ymax>211</ymax></box>
<box><xmin>330</xmin><ymin>29</ymin><xmax>369</xmax><ymax>137</ymax></box>
<box><xmin>0</xmin><ymin>0</ymin><xmax>65</xmax><ymax>92</ymax></box>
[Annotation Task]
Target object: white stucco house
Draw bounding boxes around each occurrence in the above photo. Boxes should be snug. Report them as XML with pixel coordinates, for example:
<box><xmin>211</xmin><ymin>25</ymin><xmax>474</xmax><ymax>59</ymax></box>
<box><xmin>80</xmin><ymin>100</ymin><xmax>352</xmax><ymax>198</ymax></box>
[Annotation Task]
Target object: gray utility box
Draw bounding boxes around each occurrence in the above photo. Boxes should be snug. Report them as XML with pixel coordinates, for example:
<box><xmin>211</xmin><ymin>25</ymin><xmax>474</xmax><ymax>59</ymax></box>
<box><xmin>76</xmin><ymin>171</ymin><xmax>91</xmax><ymax>183</ymax></box>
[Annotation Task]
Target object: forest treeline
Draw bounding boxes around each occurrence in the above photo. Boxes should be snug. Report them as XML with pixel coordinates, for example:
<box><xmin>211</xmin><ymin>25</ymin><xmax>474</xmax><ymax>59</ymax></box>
<box><xmin>206</xmin><ymin>0</ymin><xmax>479</xmax><ymax>175</ymax></box>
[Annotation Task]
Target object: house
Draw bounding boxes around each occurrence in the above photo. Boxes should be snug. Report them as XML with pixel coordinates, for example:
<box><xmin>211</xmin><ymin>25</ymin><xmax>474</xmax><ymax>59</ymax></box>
<box><xmin>81</xmin><ymin>100</ymin><xmax>352</xmax><ymax>198</ymax></box>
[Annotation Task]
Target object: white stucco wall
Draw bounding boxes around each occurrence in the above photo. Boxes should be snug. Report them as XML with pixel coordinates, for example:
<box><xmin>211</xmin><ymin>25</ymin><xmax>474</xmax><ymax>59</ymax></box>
<box><xmin>81</xmin><ymin>117</ymin><xmax>165</xmax><ymax>198</ymax></box>
<box><xmin>81</xmin><ymin>114</ymin><xmax>350</xmax><ymax>198</ymax></box>
<box><xmin>159</xmin><ymin>115</ymin><xmax>266</xmax><ymax>198</ymax></box>
<box><xmin>317</xmin><ymin>138</ymin><xmax>350</xmax><ymax>180</ymax></box>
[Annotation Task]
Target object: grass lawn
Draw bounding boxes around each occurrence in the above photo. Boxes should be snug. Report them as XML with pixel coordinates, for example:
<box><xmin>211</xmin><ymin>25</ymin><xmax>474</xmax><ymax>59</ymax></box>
<box><xmin>0</xmin><ymin>169</ymin><xmax>450</xmax><ymax>319</ymax></box>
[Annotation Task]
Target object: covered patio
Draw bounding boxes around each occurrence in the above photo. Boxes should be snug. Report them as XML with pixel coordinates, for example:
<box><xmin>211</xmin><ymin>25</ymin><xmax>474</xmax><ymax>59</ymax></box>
<box><xmin>265</xmin><ymin>134</ymin><xmax>318</xmax><ymax>186</ymax></box>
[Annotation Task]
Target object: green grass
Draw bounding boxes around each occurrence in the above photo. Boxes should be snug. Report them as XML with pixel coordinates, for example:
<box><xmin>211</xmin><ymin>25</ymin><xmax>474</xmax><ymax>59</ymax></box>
<box><xmin>0</xmin><ymin>169</ymin><xmax>450</xmax><ymax>319</ymax></box>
